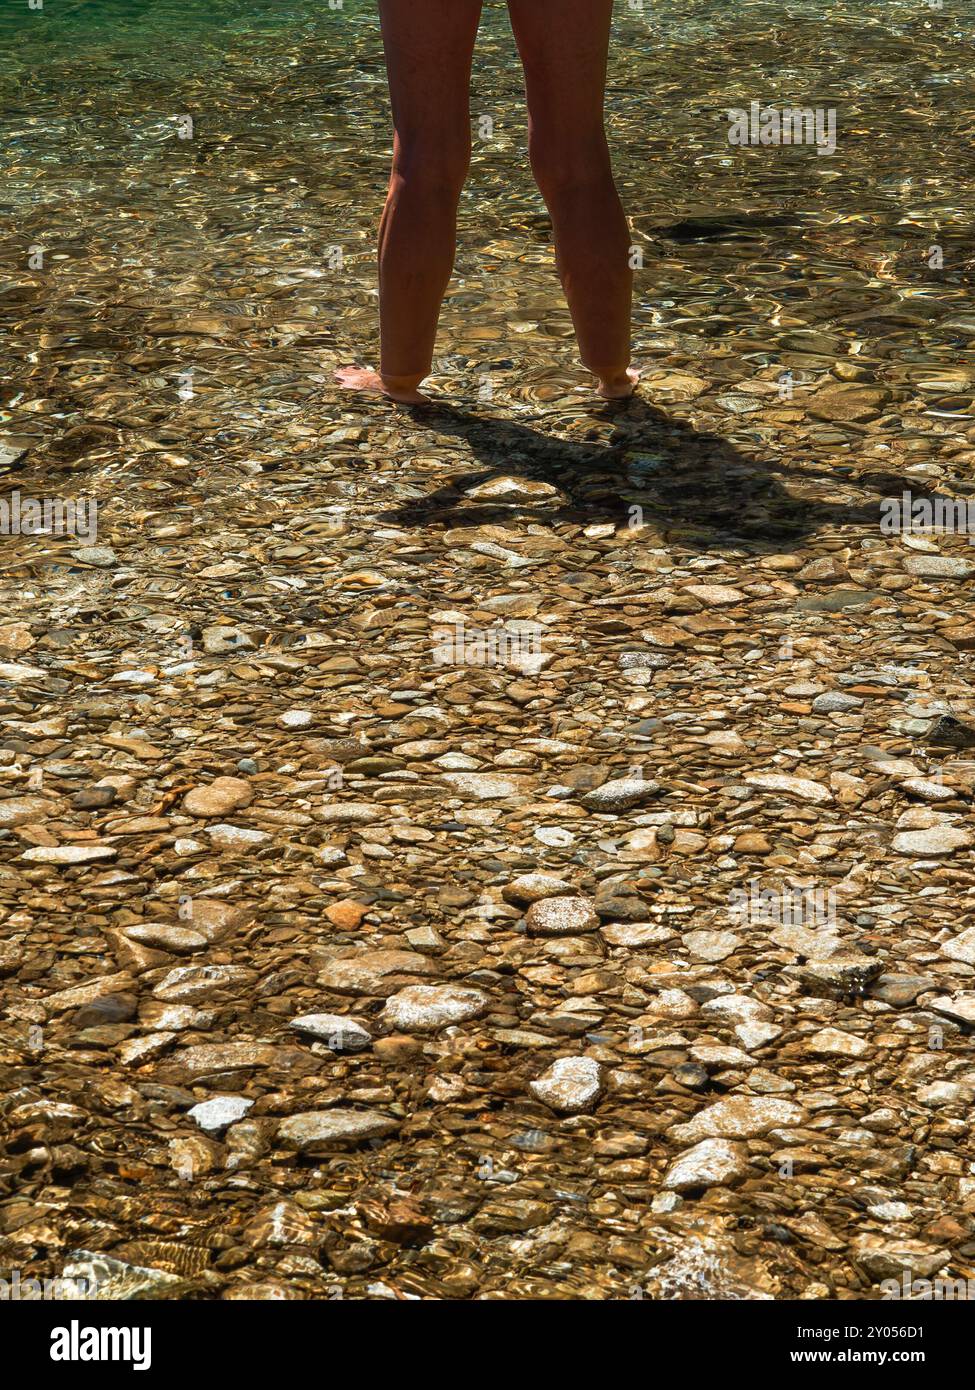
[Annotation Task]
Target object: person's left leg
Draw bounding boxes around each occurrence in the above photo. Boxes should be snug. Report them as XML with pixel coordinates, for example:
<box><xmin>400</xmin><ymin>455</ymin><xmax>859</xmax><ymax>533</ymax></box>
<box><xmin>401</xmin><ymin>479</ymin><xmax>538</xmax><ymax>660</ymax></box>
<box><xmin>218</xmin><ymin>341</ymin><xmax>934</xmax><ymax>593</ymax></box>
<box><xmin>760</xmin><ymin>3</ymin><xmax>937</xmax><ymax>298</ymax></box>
<box><xmin>506</xmin><ymin>0</ymin><xmax>636</xmax><ymax>398</ymax></box>
<box><xmin>337</xmin><ymin>0</ymin><xmax>483</xmax><ymax>404</ymax></box>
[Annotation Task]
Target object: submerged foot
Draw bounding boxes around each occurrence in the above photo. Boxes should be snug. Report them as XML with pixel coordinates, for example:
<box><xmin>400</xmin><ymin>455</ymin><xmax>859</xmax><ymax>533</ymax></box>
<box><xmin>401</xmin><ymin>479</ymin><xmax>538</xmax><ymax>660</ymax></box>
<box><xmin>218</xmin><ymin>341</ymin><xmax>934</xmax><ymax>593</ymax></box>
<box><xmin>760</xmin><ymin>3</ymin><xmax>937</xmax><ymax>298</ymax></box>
<box><xmin>595</xmin><ymin>367</ymin><xmax>640</xmax><ymax>400</ymax></box>
<box><xmin>335</xmin><ymin>366</ymin><xmax>431</xmax><ymax>406</ymax></box>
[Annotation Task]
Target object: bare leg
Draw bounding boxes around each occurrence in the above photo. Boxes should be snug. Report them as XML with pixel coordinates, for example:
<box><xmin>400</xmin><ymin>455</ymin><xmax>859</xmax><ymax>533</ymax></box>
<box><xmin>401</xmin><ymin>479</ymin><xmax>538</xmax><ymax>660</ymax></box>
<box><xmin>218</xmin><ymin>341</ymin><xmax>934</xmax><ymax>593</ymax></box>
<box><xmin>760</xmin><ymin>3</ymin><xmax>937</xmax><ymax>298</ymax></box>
<box><xmin>337</xmin><ymin>0</ymin><xmax>483</xmax><ymax>404</ymax></box>
<box><xmin>506</xmin><ymin>0</ymin><xmax>636</xmax><ymax>398</ymax></box>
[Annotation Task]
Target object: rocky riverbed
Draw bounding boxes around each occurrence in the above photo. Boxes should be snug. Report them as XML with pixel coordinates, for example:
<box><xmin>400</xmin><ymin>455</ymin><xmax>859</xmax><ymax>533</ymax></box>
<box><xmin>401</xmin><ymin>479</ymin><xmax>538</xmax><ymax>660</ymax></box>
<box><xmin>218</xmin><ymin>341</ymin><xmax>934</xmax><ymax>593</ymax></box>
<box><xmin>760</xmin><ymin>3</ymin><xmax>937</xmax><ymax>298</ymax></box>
<box><xmin>2</xmin><ymin>0</ymin><xmax>975</xmax><ymax>1303</ymax></box>
<box><xmin>2</xmin><ymin>372</ymin><xmax>975</xmax><ymax>1300</ymax></box>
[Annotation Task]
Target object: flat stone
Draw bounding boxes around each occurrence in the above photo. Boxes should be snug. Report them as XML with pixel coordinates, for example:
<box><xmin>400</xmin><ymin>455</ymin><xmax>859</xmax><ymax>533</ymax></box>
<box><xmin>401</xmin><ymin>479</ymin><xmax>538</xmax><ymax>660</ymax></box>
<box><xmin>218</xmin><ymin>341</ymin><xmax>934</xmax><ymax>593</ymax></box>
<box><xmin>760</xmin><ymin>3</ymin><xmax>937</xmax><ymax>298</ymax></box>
<box><xmin>324</xmin><ymin>899</ymin><xmax>369</xmax><ymax>929</ymax></box>
<box><xmin>682</xmin><ymin>584</ymin><xmax>745</xmax><ymax>606</ymax></box>
<box><xmin>381</xmin><ymin>985</ymin><xmax>489</xmax><ymax>1032</ymax></box>
<box><xmin>440</xmin><ymin>773</ymin><xmax>522</xmax><ymax>799</ymax></box>
<box><xmin>502</xmin><ymin>873</ymin><xmax>574</xmax><ymax>906</ymax></box>
<box><xmin>807</xmin><ymin>1027</ymin><xmax>871</xmax><ymax>1058</ymax></box>
<box><xmin>601</xmin><ymin>923</ymin><xmax>676</xmax><ymax>948</ymax></box>
<box><xmin>529</xmin><ymin>1056</ymin><xmax>603</xmax><ymax>1114</ymax></box>
<box><xmin>683</xmin><ymin>929</ymin><xmax>742</xmax><ymax>962</ymax></box>
<box><xmin>187</xmin><ymin>1096</ymin><xmax>254</xmax><ymax>1133</ymax></box>
<box><xmin>868</xmin><ymin>974</ymin><xmax>934</xmax><ymax>1007</ymax></box>
<box><xmin>929</xmin><ymin>994</ymin><xmax>975</xmax><ymax>1028</ymax></box>
<box><xmin>893</xmin><ymin>826</ymin><xmax>971</xmax><ymax>855</ymax></box>
<box><xmin>152</xmin><ymin>964</ymin><xmax>254</xmax><ymax>1002</ymax></box>
<box><xmin>464</xmin><ymin>476</ymin><xmax>560</xmax><ymax>502</ymax></box>
<box><xmin>317</xmin><ymin>950</ymin><xmax>439</xmax><ymax>995</ymax></box>
<box><xmin>580</xmin><ymin>777</ymin><xmax>662</xmax><ymax>812</ymax></box>
<box><xmin>670</xmin><ymin>1096</ymin><xmax>804</xmax><ymax>1144</ymax></box>
<box><xmin>183</xmin><ymin>777</ymin><xmax>253</xmax><ymax>817</ymax></box>
<box><xmin>318</xmin><ymin>803</ymin><xmax>384</xmax><ymax>825</ymax></box>
<box><xmin>122</xmin><ymin>923</ymin><xmax>206</xmax><ymax>953</ymax></box>
<box><xmin>277</xmin><ymin>1109</ymin><xmax>400</xmax><ymax>1153</ymax></box>
<box><xmin>808</xmin><ymin>385</ymin><xmax>889</xmax><ymax>422</ymax></box>
<box><xmin>942</xmin><ymin>927</ymin><xmax>975</xmax><ymax>966</ymax></box>
<box><xmin>744</xmin><ymin>773</ymin><xmax>832</xmax><ymax>804</ymax></box>
<box><xmin>289</xmin><ymin>1013</ymin><xmax>372</xmax><ymax>1050</ymax></box>
<box><xmin>70</xmin><ymin>546</ymin><xmax>117</xmax><ymax>567</ymax></box>
<box><xmin>205</xmin><ymin>824</ymin><xmax>271</xmax><ymax>848</ymax></box>
<box><xmin>42</xmin><ymin>972</ymin><xmax>136</xmax><ymax>1014</ymax></box>
<box><xmin>170</xmin><ymin>1043</ymin><xmax>287</xmax><ymax>1076</ymax></box>
<box><xmin>202</xmin><ymin>625</ymin><xmax>254</xmax><ymax>654</ymax></box>
<box><xmin>0</xmin><ymin>795</ymin><xmax>60</xmax><ymax>827</ymax></box>
<box><xmin>904</xmin><ymin>555</ymin><xmax>975</xmax><ymax>579</ymax></box>
<box><xmin>21</xmin><ymin>845</ymin><xmax>117</xmax><ymax>865</ymax></box>
<box><xmin>662</xmin><ymin>1139</ymin><xmax>751</xmax><ymax>1192</ymax></box>
<box><xmin>812</xmin><ymin>691</ymin><xmax>864</xmax><ymax>713</ymax></box>
<box><xmin>852</xmin><ymin>1236</ymin><xmax>949</xmax><ymax>1281</ymax></box>
<box><xmin>525</xmin><ymin>896</ymin><xmax>600</xmax><ymax>936</ymax></box>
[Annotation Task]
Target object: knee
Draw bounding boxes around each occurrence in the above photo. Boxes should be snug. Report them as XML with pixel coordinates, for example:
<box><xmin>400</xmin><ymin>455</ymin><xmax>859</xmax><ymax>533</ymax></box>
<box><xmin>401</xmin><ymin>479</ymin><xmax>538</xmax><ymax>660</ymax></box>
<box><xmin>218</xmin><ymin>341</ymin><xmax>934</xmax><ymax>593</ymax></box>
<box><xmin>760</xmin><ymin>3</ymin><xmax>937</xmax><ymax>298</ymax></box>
<box><xmin>392</xmin><ymin>135</ymin><xmax>471</xmax><ymax>200</ymax></box>
<box><xmin>528</xmin><ymin>130</ymin><xmax>614</xmax><ymax>203</ymax></box>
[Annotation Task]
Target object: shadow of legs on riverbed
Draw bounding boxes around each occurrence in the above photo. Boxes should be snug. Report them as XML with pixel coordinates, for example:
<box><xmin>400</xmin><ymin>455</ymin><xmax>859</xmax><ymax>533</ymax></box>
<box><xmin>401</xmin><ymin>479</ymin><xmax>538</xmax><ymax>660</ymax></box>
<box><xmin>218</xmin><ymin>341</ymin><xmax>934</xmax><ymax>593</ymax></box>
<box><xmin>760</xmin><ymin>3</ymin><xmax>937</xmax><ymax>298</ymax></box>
<box><xmin>377</xmin><ymin>397</ymin><xmax>897</xmax><ymax>552</ymax></box>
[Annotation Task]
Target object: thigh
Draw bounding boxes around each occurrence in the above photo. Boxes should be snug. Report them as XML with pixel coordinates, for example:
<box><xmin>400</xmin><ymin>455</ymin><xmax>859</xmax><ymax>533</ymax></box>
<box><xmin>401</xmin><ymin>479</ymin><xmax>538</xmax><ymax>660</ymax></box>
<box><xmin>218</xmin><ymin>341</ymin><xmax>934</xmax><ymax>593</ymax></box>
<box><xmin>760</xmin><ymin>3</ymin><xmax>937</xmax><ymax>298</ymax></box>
<box><xmin>379</xmin><ymin>0</ymin><xmax>483</xmax><ymax>142</ymax></box>
<box><xmin>506</xmin><ymin>0</ymin><xmax>614</xmax><ymax>138</ymax></box>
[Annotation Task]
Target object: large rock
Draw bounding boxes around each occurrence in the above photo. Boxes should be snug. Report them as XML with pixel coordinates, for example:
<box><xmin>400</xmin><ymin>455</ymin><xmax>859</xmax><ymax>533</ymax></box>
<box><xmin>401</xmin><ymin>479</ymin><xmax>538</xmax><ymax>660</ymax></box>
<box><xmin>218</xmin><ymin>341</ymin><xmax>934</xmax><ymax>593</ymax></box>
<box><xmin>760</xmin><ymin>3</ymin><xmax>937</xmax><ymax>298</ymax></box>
<box><xmin>381</xmin><ymin>985</ymin><xmax>489</xmax><ymax>1032</ymax></box>
<box><xmin>289</xmin><ymin>1013</ymin><xmax>372</xmax><ymax>1051</ymax></box>
<box><xmin>525</xmin><ymin>896</ymin><xmax>600</xmax><ymax>936</ymax></box>
<box><xmin>183</xmin><ymin>777</ymin><xmax>253</xmax><ymax>818</ymax></box>
<box><xmin>580</xmin><ymin>777</ymin><xmax>662</xmax><ymax>813</ymax></box>
<box><xmin>744</xmin><ymin>773</ymin><xmax>831</xmax><ymax>804</ymax></box>
<box><xmin>662</xmin><ymin>1139</ymin><xmax>751</xmax><ymax>1192</ymax></box>
<box><xmin>852</xmin><ymin>1236</ymin><xmax>949</xmax><ymax>1281</ymax></box>
<box><xmin>277</xmin><ymin>1109</ymin><xmax>400</xmax><ymax>1153</ymax></box>
<box><xmin>529</xmin><ymin>1057</ymin><xmax>603</xmax><ymax>1114</ymax></box>
<box><xmin>21</xmin><ymin>845</ymin><xmax>117</xmax><ymax>865</ymax></box>
<box><xmin>317</xmin><ymin>950</ymin><xmax>439</xmax><ymax>996</ymax></box>
<box><xmin>892</xmin><ymin>826</ymin><xmax>972</xmax><ymax>856</ymax></box>
<box><xmin>670</xmin><ymin>1096</ymin><xmax>804</xmax><ymax>1144</ymax></box>
<box><xmin>502</xmin><ymin>873</ymin><xmax>574</xmax><ymax>906</ymax></box>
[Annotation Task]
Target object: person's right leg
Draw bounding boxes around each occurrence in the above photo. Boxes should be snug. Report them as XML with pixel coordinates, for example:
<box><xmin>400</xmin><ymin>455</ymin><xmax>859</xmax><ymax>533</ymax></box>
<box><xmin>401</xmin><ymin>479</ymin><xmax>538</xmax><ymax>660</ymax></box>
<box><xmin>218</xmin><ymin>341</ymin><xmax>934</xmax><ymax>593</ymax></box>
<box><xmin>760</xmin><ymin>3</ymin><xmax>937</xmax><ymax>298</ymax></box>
<box><xmin>506</xmin><ymin>0</ymin><xmax>635</xmax><ymax>398</ymax></box>
<box><xmin>337</xmin><ymin>0</ymin><xmax>482</xmax><ymax>404</ymax></box>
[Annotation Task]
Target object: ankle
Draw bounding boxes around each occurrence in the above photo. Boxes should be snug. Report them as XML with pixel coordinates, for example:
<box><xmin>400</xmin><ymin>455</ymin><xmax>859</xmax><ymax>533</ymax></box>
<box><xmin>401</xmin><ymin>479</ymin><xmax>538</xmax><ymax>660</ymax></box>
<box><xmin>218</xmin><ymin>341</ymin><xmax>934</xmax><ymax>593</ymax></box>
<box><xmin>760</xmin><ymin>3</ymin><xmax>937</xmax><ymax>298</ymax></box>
<box><xmin>380</xmin><ymin>371</ymin><xmax>425</xmax><ymax>392</ymax></box>
<box><xmin>588</xmin><ymin>365</ymin><xmax>631</xmax><ymax>385</ymax></box>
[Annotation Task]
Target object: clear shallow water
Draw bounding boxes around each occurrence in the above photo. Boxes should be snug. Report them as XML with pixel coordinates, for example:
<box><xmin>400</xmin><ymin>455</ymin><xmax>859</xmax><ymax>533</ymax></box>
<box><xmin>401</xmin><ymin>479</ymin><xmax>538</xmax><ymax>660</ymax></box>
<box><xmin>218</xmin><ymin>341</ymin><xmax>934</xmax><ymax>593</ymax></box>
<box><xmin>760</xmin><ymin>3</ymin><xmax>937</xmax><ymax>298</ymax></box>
<box><xmin>1</xmin><ymin>0</ymin><xmax>973</xmax><ymax>414</ymax></box>
<box><xmin>1</xmin><ymin>3</ymin><xmax>975</xmax><ymax>1307</ymax></box>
